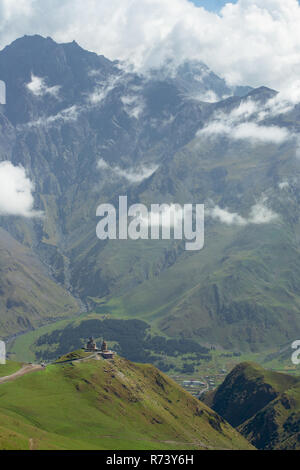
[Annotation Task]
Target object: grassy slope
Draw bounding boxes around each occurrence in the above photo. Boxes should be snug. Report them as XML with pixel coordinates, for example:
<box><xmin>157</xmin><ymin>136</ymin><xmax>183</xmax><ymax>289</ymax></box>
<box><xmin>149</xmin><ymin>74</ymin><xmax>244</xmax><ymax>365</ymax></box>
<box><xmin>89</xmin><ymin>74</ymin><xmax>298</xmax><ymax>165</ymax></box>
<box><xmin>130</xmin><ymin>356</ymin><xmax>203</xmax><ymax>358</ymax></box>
<box><xmin>8</xmin><ymin>315</ymin><xmax>87</xmax><ymax>363</ymax></box>
<box><xmin>54</xmin><ymin>349</ymin><xmax>93</xmax><ymax>363</ymax></box>
<box><xmin>203</xmin><ymin>362</ymin><xmax>299</xmax><ymax>427</ymax></box>
<box><xmin>202</xmin><ymin>362</ymin><xmax>300</xmax><ymax>449</ymax></box>
<box><xmin>0</xmin><ymin>228</ymin><xmax>79</xmax><ymax>337</ymax></box>
<box><xmin>87</xmin><ymin>126</ymin><xmax>300</xmax><ymax>352</ymax></box>
<box><xmin>0</xmin><ymin>357</ymin><xmax>253</xmax><ymax>450</ymax></box>
<box><xmin>239</xmin><ymin>382</ymin><xmax>300</xmax><ymax>450</ymax></box>
<box><xmin>100</xmin><ymin>221</ymin><xmax>300</xmax><ymax>352</ymax></box>
<box><xmin>0</xmin><ymin>361</ymin><xmax>22</xmax><ymax>377</ymax></box>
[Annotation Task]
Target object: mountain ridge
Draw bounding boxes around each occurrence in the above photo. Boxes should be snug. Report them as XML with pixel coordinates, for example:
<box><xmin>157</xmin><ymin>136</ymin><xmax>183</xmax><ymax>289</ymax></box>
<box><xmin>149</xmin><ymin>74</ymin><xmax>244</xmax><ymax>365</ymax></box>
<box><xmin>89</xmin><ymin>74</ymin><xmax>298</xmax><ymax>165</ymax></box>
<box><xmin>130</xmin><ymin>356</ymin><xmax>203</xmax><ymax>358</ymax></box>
<box><xmin>202</xmin><ymin>362</ymin><xmax>300</xmax><ymax>450</ymax></box>
<box><xmin>1</xmin><ymin>35</ymin><xmax>300</xmax><ymax>357</ymax></box>
<box><xmin>0</xmin><ymin>354</ymin><xmax>253</xmax><ymax>450</ymax></box>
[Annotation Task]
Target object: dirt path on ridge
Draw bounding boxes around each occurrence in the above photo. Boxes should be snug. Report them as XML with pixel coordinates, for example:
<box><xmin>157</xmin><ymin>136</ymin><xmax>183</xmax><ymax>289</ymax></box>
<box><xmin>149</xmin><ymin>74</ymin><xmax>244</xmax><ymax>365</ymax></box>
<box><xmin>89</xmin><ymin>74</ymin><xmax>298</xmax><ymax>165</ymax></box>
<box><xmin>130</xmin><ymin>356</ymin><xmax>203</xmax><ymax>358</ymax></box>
<box><xmin>0</xmin><ymin>364</ymin><xmax>44</xmax><ymax>384</ymax></box>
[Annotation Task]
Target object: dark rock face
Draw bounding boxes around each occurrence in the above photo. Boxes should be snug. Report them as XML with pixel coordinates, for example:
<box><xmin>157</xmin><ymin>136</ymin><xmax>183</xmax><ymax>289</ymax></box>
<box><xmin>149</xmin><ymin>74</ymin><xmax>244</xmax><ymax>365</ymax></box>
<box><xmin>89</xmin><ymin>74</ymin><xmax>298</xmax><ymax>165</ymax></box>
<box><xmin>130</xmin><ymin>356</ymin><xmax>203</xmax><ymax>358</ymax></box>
<box><xmin>207</xmin><ymin>363</ymin><xmax>278</xmax><ymax>427</ymax></box>
<box><xmin>202</xmin><ymin>362</ymin><xmax>300</xmax><ymax>450</ymax></box>
<box><xmin>240</xmin><ymin>406</ymin><xmax>280</xmax><ymax>450</ymax></box>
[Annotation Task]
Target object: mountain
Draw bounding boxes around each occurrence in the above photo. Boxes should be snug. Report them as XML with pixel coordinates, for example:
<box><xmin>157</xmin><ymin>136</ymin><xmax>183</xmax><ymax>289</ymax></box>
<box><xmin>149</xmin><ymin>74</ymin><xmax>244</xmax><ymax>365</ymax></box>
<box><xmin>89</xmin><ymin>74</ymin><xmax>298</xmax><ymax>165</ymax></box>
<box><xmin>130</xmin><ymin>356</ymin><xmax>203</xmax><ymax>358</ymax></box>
<box><xmin>202</xmin><ymin>362</ymin><xmax>300</xmax><ymax>449</ymax></box>
<box><xmin>0</xmin><ymin>354</ymin><xmax>253</xmax><ymax>450</ymax></box>
<box><xmin>148</xmin><ymin>60</ymin><xmax>252</xmax><ymax>102</ymax></box>
<box><xmin>1</xmin><ymin>35</ymin><xmax>300</xmax><ymax>358</ymax></box>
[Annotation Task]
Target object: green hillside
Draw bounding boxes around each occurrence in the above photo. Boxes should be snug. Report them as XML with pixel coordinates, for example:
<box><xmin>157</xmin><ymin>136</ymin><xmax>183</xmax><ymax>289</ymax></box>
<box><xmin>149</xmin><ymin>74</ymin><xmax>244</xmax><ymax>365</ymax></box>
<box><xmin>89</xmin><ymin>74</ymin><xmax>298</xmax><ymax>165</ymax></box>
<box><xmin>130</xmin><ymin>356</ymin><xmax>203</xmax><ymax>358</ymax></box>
<box><xmin>202</xmin><ymin>362</ymin><xmax>300</xmax><ymax>449</ymax></box>
<box><xmin>0</xmin><ymin>361</ymin><xmax>23</xmax><ymax>378</ymax></box>
<box><xmin>0</xmin><ymin>228</ymin><xmax>79</xmax><ymax>337</ymax></box>
<box><xmin>0</xmin><ymin>356</ymin><xmax>253</xmax><ymax>450</ymax></box>
<box><xmin>100</xmin><ymin>132</ymin><xmax>300</xmax><ymax>352</ymax></box>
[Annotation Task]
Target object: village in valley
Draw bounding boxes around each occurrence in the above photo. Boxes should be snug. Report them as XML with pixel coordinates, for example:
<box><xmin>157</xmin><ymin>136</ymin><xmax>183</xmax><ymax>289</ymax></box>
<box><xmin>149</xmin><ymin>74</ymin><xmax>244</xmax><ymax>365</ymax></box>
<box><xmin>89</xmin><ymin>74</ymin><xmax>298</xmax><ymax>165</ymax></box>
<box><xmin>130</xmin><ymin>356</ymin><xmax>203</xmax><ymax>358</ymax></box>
<box><xmin>170</xmin><ymin>368</ymin><xmax>228</xmax><ymax>397</ymax></box>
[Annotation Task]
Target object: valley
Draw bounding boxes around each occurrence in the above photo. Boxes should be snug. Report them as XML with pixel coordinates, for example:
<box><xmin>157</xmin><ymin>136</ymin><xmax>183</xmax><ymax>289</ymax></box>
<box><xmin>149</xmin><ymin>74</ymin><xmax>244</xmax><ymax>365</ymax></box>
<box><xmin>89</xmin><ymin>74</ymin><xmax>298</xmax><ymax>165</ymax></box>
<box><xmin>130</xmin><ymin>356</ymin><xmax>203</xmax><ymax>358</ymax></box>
<box><xmin>1</xmin><ymin>36</ymin><xmax>300</xmax><ymax>357</ymax></box>
<box><xmin>7</xmin><ymin>310</ymin><xmax>300</xmax><ymax>395</ymax></box>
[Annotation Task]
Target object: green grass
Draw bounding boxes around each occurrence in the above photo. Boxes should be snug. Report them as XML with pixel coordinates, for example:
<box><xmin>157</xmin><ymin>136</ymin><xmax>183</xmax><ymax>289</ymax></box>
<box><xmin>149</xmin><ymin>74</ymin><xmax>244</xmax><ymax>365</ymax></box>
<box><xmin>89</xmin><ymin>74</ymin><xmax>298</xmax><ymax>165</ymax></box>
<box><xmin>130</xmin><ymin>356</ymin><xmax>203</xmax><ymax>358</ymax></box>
<box><xmin>0</xmin><ymin>228</ymin><xmax>79</xmax><ymax>339</ymax></box>
<box><xmin>9</xmin><ymin>314</ymin><xmax>88</xmax><ymax>363</ymax></box>
<box><xmin>240</xmin><ymin>362</ymin><xmax>299</xmax><ymax>391</ymax></box>
<box><xmin>86</xmin><ymin>220</ymin><xmax>300</xmax><ymax>354</ymax></box>
<box><xmin>0</xmin><ymin>361</ymin><xmax>22</xmax><ymax>378</ymax></box>
<box><xmin>54</xmin><ymin>349</ymin><xmax>92</xmax><ymax>363</ymax></box>
<box><xmin>9</xmin><ymin>312</ymin><xmax>300</xmax><ymax>384</ymax></box>
<box><xmin>0</xmin><ymin>356</ymin><xmax>253</xmax><ymax>450</ymax></box>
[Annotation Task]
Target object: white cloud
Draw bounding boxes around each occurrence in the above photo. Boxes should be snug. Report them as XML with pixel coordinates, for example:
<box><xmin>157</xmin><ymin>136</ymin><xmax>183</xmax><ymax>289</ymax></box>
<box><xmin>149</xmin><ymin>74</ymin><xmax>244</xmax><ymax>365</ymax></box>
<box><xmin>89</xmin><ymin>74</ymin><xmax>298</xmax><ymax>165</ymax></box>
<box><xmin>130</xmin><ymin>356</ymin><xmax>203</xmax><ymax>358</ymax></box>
<box><xmin>207</xmin><ymin>205</ymin><xmax>247</xmax><ymax>226</ymax></box>
<box><xmin>121</xmin><ymin>95</ymin><xmax>145</xmax><ymax>119</ymax></box>
<box><xmin>21</xmin><ymin>74</ymin><xmax>121</xmax><ymax>128</ymax></box>
<box><xmin>97</xmin><ymin>159</ymin><xmax>110</xmax><ymax>171</ymax></box>
<box><xmin>2</xmin><ymin>1</ymin><xmax>300</xmax><ymax>93</ymax></box>
<box><xmin>207</xmin><ymin>198</ymin><xmax>279</xmax><ymax>226</ymax></box>
<box><xmin>98</xmin><ymin>158</ymin><xmax>158</xmax><ymax>183</ymax></box>
<box><xmin>248</xmin><ymin>201</ymin><xmax>279</xmax><ymax>224</ymax></box>
<box><xmin>278</xmin><ymin>181</ymin><xmax>290</xmax><ymax>190</ymax></box>
<box><xmin>26</xmin><ymin>73</ymin><xmax>60</xmax><ymax>98</ymax></box>
<box><xmin>87</xmin><ymin>75</ymin><xmax>120</xmax><ymax>105</ymax></box>
<box><xmin>228</xmin><ymin>99</ymin><xmax>259</xmax><ymax>121</ymax></box>
<box><xmin>192</xmin><ymin>90</ymin><xmax>220</xmax><ymax>103</ymax></box>
<box><xmin>215</xmin><ymin>90</ymin><xmax>300</xmax><ymax>127</ymax></box>
<box><xmin>0</xmin><ymin>161</ymin><xmax>42</xmax><ymax>217</ymax></box>
<box><xmin>198</xmin><ymin>91</ymin><xmax>297</xmax><ymax>144</ymax></box>
<box><xmin>200</xmin><ymin>120</ymin><xmax>290</xmax><ymax>144</ymax></box>
<box><xmin>20</xmin><ymin>105</ymin><xmax>80</xmax><ymax>129</ymax></box>
<box><xmin>232</xmin><ymin>122</ymin><xmax>290</xmax><ymax>144</ymax></box>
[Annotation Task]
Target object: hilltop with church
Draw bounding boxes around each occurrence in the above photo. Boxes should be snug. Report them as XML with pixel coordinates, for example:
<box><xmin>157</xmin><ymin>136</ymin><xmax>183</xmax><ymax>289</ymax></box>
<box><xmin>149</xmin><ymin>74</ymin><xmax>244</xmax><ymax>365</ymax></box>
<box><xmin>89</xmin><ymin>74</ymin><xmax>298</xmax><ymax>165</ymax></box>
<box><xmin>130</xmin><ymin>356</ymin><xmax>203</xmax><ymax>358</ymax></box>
<box><xmin>85</xmin><ymin>337</ymin><xmax>115</xmax><ymax>359</ymax></box>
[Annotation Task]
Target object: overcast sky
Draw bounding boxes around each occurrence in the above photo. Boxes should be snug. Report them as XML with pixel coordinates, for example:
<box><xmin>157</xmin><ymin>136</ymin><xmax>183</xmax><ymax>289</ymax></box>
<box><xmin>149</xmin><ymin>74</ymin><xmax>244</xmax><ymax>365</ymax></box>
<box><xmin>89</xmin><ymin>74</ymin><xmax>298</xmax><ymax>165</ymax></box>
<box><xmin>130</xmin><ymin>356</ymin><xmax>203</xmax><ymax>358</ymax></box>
<box><xmin>1</xmin><ymin>0</ymin><xmax>300</xmax><ymax>92</ymax></box>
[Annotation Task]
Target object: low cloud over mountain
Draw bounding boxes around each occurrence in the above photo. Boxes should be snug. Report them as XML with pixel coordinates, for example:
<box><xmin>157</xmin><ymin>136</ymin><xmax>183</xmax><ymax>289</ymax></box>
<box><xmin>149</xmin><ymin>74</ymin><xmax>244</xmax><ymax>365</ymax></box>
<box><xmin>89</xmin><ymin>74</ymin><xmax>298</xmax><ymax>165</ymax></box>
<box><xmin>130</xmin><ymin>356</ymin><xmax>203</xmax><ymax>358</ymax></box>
<box><xmin>0</xmin><ymin>161</ymin><xmax>42</xmax><ymax>217</ymax></box>
<box><xmin>1</xmin><ymin>1</ymin><xmax>300</xmax><ymax>93</ymax></box>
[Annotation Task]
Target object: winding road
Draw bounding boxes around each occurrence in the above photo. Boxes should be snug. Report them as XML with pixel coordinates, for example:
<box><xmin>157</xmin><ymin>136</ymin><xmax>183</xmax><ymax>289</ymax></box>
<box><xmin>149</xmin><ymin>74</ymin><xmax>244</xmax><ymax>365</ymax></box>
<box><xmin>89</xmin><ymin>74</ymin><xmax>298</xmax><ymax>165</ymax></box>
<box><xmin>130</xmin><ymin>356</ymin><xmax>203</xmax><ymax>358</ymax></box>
<box><xmin>0</xmin><ymin>352</ymin><xmax>102</xmax><ymax>385</ymax></box>
<box><xmin>0</xmin><ymin>364</ymin><xmax>44</xmax><ymax>384</ymax></box>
